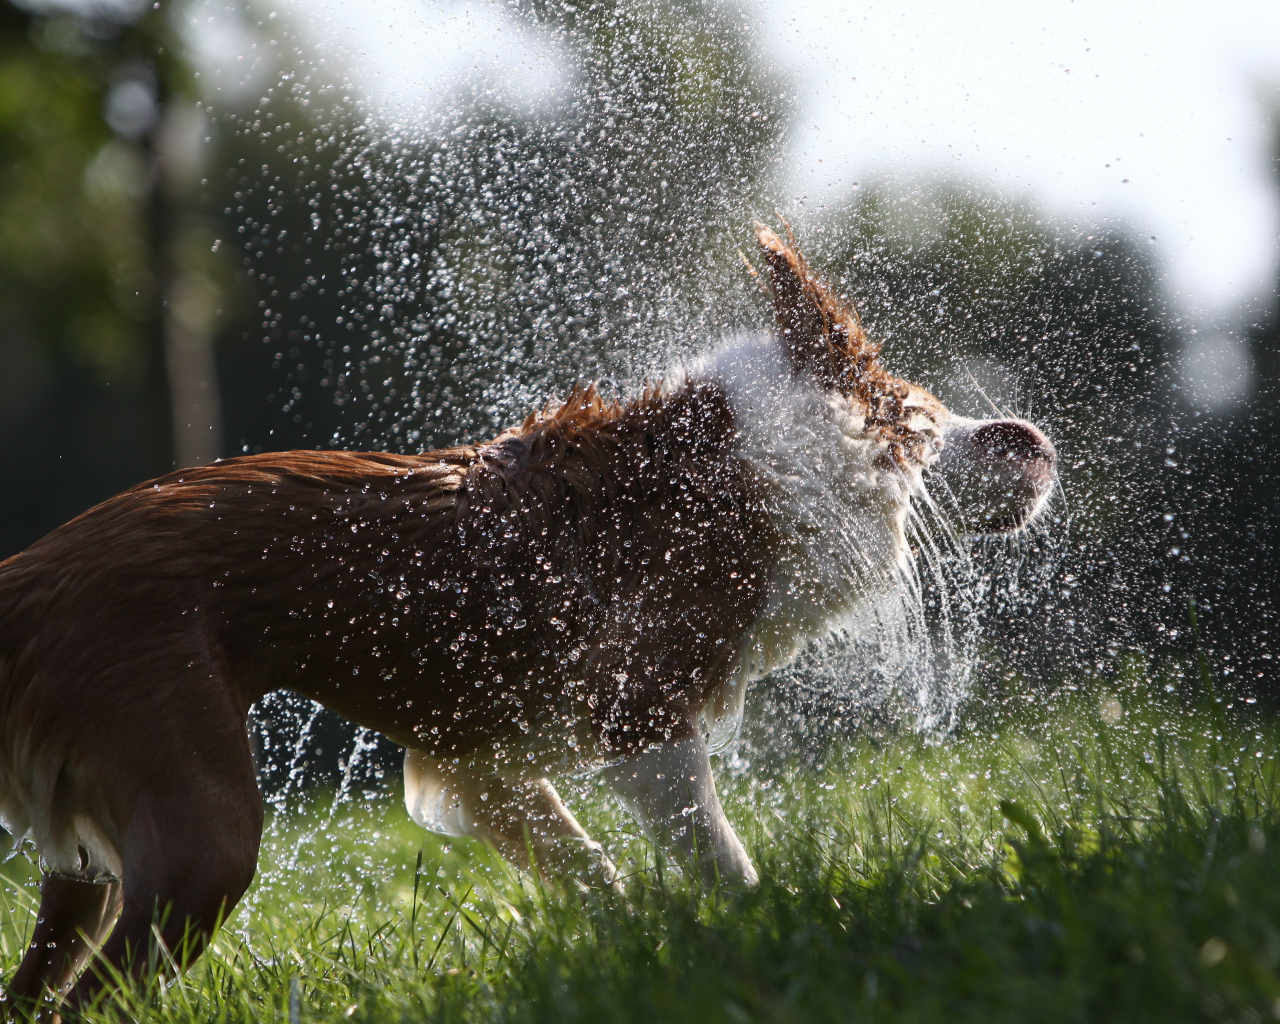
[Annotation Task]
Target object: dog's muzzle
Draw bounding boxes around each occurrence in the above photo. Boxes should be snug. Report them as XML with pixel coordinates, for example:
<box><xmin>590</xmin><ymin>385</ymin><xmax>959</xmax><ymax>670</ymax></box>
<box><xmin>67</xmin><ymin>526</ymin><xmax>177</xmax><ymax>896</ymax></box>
<box><xmin>931</xmin><ymin>417</ymin><xmax>1057</xmax><ymax>534</ymax></box>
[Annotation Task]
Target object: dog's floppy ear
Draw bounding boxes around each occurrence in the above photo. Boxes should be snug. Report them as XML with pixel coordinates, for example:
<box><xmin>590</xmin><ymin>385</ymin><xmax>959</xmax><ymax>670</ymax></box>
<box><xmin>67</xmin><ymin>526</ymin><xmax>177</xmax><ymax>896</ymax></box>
<box><xmin>755</xmin><ymin>223</ymin><xmax>880</xmax><ymax>394</ymax></box>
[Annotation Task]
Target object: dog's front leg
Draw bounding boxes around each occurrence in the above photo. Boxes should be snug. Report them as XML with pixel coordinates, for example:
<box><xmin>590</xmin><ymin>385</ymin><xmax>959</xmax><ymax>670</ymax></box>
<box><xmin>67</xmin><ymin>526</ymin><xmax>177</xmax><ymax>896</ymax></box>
<box><xmin>404</xmin><ymin>752</ymin><xmax>619</xmax><ymax>892</ymax></box>
<box><xmin>604</xmin><ymin>733</ymin><xmax>758</xmax><ymax>886</ymax></box>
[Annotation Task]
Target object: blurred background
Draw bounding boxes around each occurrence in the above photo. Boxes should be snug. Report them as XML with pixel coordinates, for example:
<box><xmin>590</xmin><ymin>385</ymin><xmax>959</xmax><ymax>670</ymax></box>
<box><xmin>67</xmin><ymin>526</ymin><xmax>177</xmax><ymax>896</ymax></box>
<box><xmin>1</xmin><ymin>0</ymin><xmax>1278</xmax><ymax>777</ymax></box>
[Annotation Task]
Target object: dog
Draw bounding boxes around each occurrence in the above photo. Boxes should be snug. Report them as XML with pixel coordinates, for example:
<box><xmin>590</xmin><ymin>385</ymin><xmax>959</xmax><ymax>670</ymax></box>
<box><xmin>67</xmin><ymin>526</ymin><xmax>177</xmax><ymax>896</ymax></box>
<box><xmin>0</xmin><ymin>226</ymin><xmax>1055</xmax><ymax>1012</ymax></box>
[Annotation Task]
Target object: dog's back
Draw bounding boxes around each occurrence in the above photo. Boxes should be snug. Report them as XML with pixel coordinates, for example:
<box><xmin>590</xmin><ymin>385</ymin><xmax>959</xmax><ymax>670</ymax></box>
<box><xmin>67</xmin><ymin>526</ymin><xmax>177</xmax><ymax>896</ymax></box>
<box><xmin>0</xmin><ymin>377</ymin><xmax>767</xmax><ymax>873</ymax></box>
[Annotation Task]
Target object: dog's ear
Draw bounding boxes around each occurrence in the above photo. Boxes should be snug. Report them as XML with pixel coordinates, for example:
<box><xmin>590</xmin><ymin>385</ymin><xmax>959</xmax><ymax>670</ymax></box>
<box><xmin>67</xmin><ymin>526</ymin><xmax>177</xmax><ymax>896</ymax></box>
<box><xmin>755</xmin><ymin>224</ymin><xmax>880</xmax><ymax>393</ymax></box>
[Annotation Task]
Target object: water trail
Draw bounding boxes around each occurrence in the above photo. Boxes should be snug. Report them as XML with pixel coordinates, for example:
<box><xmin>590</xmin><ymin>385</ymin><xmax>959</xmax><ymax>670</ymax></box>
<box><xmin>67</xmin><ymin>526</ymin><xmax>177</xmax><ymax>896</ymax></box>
<box><xmin>323</xmin><ymin>728</ymin><xmax>381</xmax><ymax>831</ymax></box>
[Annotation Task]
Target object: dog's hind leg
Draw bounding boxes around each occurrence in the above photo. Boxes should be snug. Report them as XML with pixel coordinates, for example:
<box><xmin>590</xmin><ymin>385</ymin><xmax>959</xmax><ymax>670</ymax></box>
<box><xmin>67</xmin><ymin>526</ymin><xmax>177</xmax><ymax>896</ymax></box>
<box><xmin>59</xmin><ymin>790</ymin><xmax>262</xmax><ymax>1012</ymax></box>
<box><xmin>62</xmin><ymin>753</ymin><xmax>263</xmax><ymax>1011</ymax></box>
<box><xmin>604</xmin><ymin>732</ymin><xmax>757</xmax><ymax>887</ymax></box>
<box><xmin>404</xmin><ymin>752</ymin><xmax>618</xmax><ymax>891</ymax></box>
<box><xmin>31</xmin><ymin>667</ymin><xmax>267</xmax><ymax>1014</ymax></box>
<box><xmin>4</xmin><ymin>873</ymin><xmax>122</xmax><ymax>1014</ymax></box>
<box><xmin>3</xmin><ymin>742</ymin><xmax>258</xmax><ymax>1013</ymax></box>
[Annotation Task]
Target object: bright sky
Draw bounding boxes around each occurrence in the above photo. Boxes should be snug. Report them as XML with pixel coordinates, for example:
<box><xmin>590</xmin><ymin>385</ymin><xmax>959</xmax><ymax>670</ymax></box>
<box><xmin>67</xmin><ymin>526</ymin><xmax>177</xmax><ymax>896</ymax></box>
<box><xmin>765</xmin><ymin>0</ymin><xmax>1280</xmax><ymax>323</ymax></box>
<box><xmin>185</xmin><ymin>0</ymin><xmax>1280</xmax><ymax>326</ymax></box>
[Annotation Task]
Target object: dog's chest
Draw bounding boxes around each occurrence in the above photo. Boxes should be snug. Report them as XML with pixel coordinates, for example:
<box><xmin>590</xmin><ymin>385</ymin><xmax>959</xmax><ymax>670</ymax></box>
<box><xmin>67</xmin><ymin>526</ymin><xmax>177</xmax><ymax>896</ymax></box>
<box><xmin>693</xmin><ymin>338</ymin><xmax>918</xmax><ymax>747</ymax></box>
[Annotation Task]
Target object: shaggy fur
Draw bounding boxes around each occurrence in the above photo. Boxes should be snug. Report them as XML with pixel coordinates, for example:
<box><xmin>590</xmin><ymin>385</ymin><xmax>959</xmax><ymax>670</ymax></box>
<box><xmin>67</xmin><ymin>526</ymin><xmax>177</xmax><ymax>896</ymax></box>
<box><xmin>0</xmin><ymin>227</ymin><xmax>1055</xmax><ymax>1014</ymax></box>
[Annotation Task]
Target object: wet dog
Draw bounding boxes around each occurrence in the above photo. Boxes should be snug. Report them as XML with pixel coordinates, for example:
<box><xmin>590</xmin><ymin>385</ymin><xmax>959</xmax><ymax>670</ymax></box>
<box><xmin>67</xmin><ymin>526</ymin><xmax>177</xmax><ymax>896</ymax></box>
<box><xmin>0</xmin><ymin>227</ymin><xmax>1055</xmax><ymax>1012</ymax></box>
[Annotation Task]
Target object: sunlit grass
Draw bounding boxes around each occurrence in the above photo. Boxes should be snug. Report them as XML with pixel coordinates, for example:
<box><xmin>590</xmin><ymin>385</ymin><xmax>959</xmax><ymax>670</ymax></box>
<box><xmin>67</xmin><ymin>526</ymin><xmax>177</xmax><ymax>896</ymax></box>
<box><xmin>5</xmin><ymin>664</ymin><xmax>1280</xmax><ymax>1022</ymax></box>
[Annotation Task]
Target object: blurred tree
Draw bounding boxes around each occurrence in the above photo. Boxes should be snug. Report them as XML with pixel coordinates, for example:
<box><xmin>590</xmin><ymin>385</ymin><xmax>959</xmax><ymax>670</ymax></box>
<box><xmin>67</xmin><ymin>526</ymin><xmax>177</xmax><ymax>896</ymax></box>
<box><xmin>0</xmin><ymin>0</ymin><xmax>227</xmax><ymax>558</ymax></box>
<box><xmin>211</xmin><ymin>0</ymin><xmax>792</xmax><ymax>457</ymax></box>
<box><xmin>1167</xmin><ymin>109</ymin><xmax>1280</xmax><ymax>693</ymax></box>
<box><xmin>0</xmin><ymin>2</ymin><xmax>168</xmax><ymax>555</ymax></box>
<box><xmin>1252</xmin><ymin>105</ymin><xmax>1280</xmax><ymax>393</ymax></box>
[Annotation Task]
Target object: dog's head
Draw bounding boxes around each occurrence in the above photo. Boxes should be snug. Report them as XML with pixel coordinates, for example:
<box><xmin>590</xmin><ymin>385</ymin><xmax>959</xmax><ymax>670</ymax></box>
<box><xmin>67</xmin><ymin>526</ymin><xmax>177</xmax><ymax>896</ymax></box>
<box><xmin>755</xmin><ymin>225</ymin><xmax>1056</xmax><ymax>536</ymax></box>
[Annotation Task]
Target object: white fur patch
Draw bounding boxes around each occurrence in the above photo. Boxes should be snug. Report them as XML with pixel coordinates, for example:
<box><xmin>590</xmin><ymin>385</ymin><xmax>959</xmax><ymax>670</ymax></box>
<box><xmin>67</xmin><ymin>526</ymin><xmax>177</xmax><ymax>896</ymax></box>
<box><xmin>403</xmin><ymin>750</ymin><xmax>472</xmax><ymax>837</ymax></box>
<box><xmin>604</xmin><ymin>733</ymin><xmax>757</xmax><ymax>884</ymax></box>
<box><xmin>0</xmin><ymin>788</ymin><xmax>28</xmax><ymax>860</ymax></box>
<box><xmin>692</xmin><ymin>335</ymin><xmax>927</xmax><ymax>747</ymax></box>
<box><xmin>0</xmin><ymin>752</ymin><xmax>122</xmax><ymax>878</ymax></box>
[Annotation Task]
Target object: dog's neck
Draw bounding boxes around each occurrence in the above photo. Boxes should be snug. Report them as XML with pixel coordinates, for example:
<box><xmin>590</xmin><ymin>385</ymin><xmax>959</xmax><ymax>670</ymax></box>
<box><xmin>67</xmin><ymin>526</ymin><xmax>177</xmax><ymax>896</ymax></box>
<box><xmin>689</xmin><ymin>335</ymin><xmax>921</xmax><ymax>747</ymax></box>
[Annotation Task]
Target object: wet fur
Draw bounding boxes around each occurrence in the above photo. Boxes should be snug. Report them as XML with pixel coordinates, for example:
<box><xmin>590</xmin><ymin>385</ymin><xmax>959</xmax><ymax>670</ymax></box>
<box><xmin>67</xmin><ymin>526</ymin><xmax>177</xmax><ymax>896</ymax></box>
<box><xmin>0</xmin><ymin>228</ymin><xmax>1054</xmax><ymax>1012</ymax></box>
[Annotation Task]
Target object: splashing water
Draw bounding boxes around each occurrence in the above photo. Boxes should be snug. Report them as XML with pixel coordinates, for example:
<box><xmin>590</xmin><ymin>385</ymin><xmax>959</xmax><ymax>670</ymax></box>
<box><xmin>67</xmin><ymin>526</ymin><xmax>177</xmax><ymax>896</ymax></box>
<box><xmin>199</xmin><ymin>0</ymin><xmax>1178</xmax><ymax>896</ymax></box>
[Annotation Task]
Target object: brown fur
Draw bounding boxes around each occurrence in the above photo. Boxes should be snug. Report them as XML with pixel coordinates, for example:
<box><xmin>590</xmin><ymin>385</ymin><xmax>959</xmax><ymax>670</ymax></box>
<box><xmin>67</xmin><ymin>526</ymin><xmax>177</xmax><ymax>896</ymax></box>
<box><xmin>0</xmin><ymin>378</ymin><xmax>774</xmax><ymax>1010</ymax></box>
<box><xmin>755</xmin><ymin>225</ymin><xmax>929</xmax><ymax>464</ymax></box>
<box><xmin>0</xmin><ymin>229</ymin><xmax>1055</xmax><ymax>1014</ymax></box>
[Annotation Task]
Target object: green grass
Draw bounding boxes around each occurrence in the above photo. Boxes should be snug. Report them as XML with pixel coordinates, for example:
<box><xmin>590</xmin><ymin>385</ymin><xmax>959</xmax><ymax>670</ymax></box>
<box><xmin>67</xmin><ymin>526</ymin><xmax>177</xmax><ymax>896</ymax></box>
<box><xmin>6</xmin><ymin>664</ymin><xmax>1280</xmax><ymax>1022</ymax></box>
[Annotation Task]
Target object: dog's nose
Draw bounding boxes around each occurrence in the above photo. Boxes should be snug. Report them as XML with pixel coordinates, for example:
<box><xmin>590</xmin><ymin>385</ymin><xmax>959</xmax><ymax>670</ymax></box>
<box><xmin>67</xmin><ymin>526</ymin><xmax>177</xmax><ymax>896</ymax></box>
<box><xmin>967</xmin><ymin>421</ymin><xmax>1057</xmax><ymax>478</ymax></box>
<box><xmin>933</xmin><ymin>417</ymin><xmax>1058</xmax><ymax>534</ymax></box>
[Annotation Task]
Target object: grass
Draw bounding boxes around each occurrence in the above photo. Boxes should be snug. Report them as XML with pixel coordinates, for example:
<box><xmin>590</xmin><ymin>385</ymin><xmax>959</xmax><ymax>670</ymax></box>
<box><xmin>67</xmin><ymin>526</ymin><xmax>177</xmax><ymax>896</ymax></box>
<box><xmin>5</xmin><ymin>661</ymin><xmax>1280</xmax><ymax>1022</ymax></box>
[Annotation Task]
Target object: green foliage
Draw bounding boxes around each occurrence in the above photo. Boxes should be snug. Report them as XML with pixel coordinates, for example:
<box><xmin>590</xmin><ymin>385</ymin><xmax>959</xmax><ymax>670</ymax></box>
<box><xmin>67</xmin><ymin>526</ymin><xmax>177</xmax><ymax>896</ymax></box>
<box><xmin>0</xmin><ymin>3</ymin><xmax>206</xmax><ymax>555</ymax></box>
<box><xmin>0</xmin><ymin>5</ymin><xmax>188</xmax><ymax>377</ymax></box>
<box><xmin>0</xmin><ymin>11</ymin><xmax>140</xmax><ymax>377</ymax></box>
<box><xmin>6</xmin><ymin>674</ymin><xmax>1280</xmax><ymax>1022</ymax></box>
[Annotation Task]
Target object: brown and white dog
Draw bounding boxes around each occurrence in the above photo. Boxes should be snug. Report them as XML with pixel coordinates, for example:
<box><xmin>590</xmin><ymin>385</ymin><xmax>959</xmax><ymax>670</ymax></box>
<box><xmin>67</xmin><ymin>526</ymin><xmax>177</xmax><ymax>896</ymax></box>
<box><xmin>0</xmin><ymin>227</ymin><xmax>1055</xmax><ymax>1012</ymax></box>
